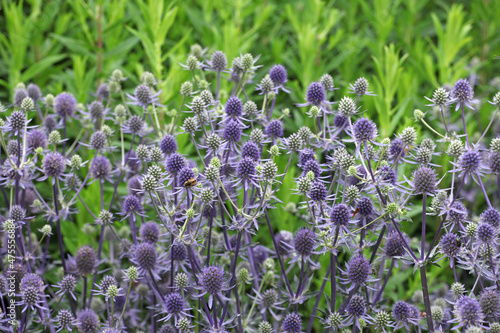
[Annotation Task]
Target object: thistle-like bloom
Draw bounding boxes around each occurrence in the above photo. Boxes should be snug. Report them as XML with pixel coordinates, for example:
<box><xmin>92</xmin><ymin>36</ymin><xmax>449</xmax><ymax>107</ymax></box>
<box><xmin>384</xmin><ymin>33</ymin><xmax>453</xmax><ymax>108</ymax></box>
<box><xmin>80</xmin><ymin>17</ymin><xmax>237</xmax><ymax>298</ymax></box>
<box><xmin>160</xmin><ymin>292</ymin><xmax>192</xmax><ymax>324</ymax></box>
<box><xmin>411</xmin><ymin>166</ymin><xmax>438</xmax><ymax>195</ymax></box>
<box><xmin>42</xmin><ymin>152</ymin><xmax>66</xmax><ymax>179</ymax></box>
<box><xmin>450</xmin><ymin>296</ymin><xmax>484</xmax><ymax>329</ymax></box>
<box><xmin>225</xmin><ymin>96</ymin><xmax>243</xmax><ymax>118</ymax></box>
<box><xmin>282</xmin><ymin>312</ymin><xmax>302</xmax><ymax>333</ymax></box>
<box><xmin>140</xmin><ymin>222</ymin><xmax>160</xmax><ymax>243</ymax></box>
<box><xmin>352</xmin><ymin>117</ymin><xmax>377</xmax><ymax>144</ymax></box>
<box><xmin>56</xmin><ymin>309</ymin><xmax>75</xmax><ymax>332</ymax></box>
<box><xmin>77</xmin><ymin>309</ymin><xmax>100</xmax><ymax>333</ymax></box>
<box><xmin>480</xmin><ymin>207</ymin><xmax>500</xmax><ymax>228</ymax></box>
<box><xmin>166</xmin><ymin>152</ymin><xmax>187</xmax><ymax>175</ymax></box>
<box><xmin>269</xmin><ymin>64</ymin><xmax>287</xmax><ymax>86</ymax></box>
<box><xmin>196</xmin><ymin>265</ymin><xmax>231</xmax><ymax>307</ymax></box>
<box><xmin>392</xmin><ymin>301</ymin><xmax>420</xmax><ymax>330</ymax></box>
<box><xmin>265</xmin><ymin>119</ymin><xmax>284</xmax><ymax>139</ymax></box>
<box><xmin>27</xmin><ymin>130</ymin><xmax>48</xmax><ymax>150</ymax></box>
<box><xmin>121</xmin><ymin>195</ymin><xmax>145</xmax><ymax>221</ymax></box>
<box><xmin>19</xmin><ymin>273</ymin><xmax>46</xmax><ymax>311</ymax></box>
<box><xmin>160</xmin><ymin>134</ymin><xmax>177</xmax><ymax>155</ymax></box>
<box><xmin>131</xmin><ymin>242</ymin><xmax>159</xmax><ymax>277</ymax></box>
<box><xmin>345</xmin><ymin>255</ymin><xmax>372</xmax><ymax>290</ymax></box>
<box><xmin>90</xmin><ymin>156</ymin><xmax>112</xmax><ymax>181</ymax></box>
<box><xmin>451</xmin><ymin>79</ymin><xmax>474</xmax><ymax>110</ymax></box>
<box><xmin>75</xmin><ymin>246</ymin><xmax>97</xmax><ymax>276</ymax></box>
<box><xmin>439</xmin><ymin>233</ymin><xmax>461</xmax><ymax>258</ymax></box>
<box><xmin>479</xmin><ymin>288</ymin><xmax>500</xmax><ymax>318</ymax></box>
<box><xmin>54</xmin><ymin>92</ymin><xmax>77</xmax><ymax>118</ymax></box>
<box><xmin>127</xmin><ymin>84</ymin><xmax>162</xmax><ymax>108</ymax></box>
<box><xmin>53</xmin><ymin>275</ymin><xmax>77</xmax><ymax>300</ymax></box>
<box><xmin>241</xmin><ymin>141</ymin><xmax>260</xmax><ymax>161</ymax></box>
<box><xmin>385</xmin><ymin>231</ymin><xmax>408</xmax><ymax>258</ymax></box>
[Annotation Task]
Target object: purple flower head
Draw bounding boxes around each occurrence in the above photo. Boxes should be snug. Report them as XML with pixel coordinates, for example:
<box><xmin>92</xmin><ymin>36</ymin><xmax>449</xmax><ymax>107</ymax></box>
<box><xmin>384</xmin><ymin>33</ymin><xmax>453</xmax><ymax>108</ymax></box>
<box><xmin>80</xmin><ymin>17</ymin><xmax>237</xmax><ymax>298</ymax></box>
<box><xmin>390</xmin><ymin>138</ymin><xmax>406</xmax><ymax>159</ymax></box>
<box><xmin>171</xmin><ymin>244</ymin><xmax>187</xmax><ymax>261</ymax></box>
<box><xmin>223</xmin><ymin>118</ymin><xmax>242</xmax><ymax>143</ymax></box>
<box><xmin>134</xmin><ymin>84</ymin><xmax>152</xmax><ymax>106</ymax></box>
<box><xmin>90</xmin><ymin>156</ymin><xmax>111</xmax><ymax>179</ymax></box>
<box><xmin>330</xmin><ymin>204</ymin><xmax>350</xmax><ymax>226</ymax></box>
<box><xmin>282</xmin><ymin>312</ymin><xmax>302</xmax><ymax>333</ymax></box>
<box><xmin>439</xmin><ymin>233</ymin><xmax>461</xmax><ymax>258</ymax></box>
<box><xmin>27</xmin><ymin>130</ymin><xmax>47</xmax><ymax>150</ymax></box>
<box><xmin>294</xmin><ymin>228</ymin><xmax>316</xmax><ymax>257</ymax></box>
<box><xmin>334</xmin><ymin>114</ymin><xmax>348</xmax><ymax>128</ymax></box>
<box><xmin>126</xmin><ymin>115</ymin><xmax>144</xmax><ymax>134</ymax></box>
<box><xmin>88</xmin><ymin>100</ymin><xmax>104</xmax><ymax>120</ymax></box>
<box><xmin>201</xmin><ymin>265</ymin><xmax>225</xmax><ymax>295</ymax></box>
<box><xmin>225</xmin><ymin>96</ymin><xmax>243</xmax><ymax>117</ymax></box>
<box><xmin>269</xmin><ymin>64</ymin><xmax>287</xmax><ymax>86</ymax></box>
<box><xmin>164</xmin><ymin>292</ymin><xmax>184</xmax><ymax>315</ymax></box>
<box><xmin>178</xmin><ymin>166</ymin><xmax>195</xmax><ymax>186</ymax></box>
<box><xmin>27</xmin><ymin>83</ymin><xmax>42</xmax><ymax>101</ymax></box>
<box><xmin>392</xmin><ymin>301</ymin><xmax>416</xmax><ymax>324</ymax></box>
<box><xmin>353</xmin><ymin>117</ymin><xmax>377</xmax><ymax>143</ymax></box>
<box><xmin>454</xmin><ymin>296</ymin><xmax>484</xmax><ymax>328</ymax></box>
<box><xmin>477</xmin><ymin>223</ymin><xmax>495</xmax><ymax>243</ymax></box>
<box><xmin>96</xmin><ymin>83</ymin><xmax>109</xmax><ymax>100</ymax></box>
<box><xmin>98</xmin><ymin>275</ymin><xmax>117</xmax><ymax>294</ymax></box>
<box><xmin>43</xmin><ymin>152</ymin><xmax>65</xmax><ymax>177</ymax></box>
<box><xmin>357</xmin><ymin>197</ymin><xmax>374</xmax><ymax>217</ymax></box>
<box><xmin>44</xmin><ymin>115</ymin><xmax>57</xmax><ymax>132</ymax></box>
<box><xmin>306</xmin><ymin>82</ymin><xmax>326</xmax><ymax>106</ymax></box>
<box><xmin>265</xmin><ymin>119</ymin><xmax>284</xmax><ymax>138</ymax></box>
<box><xmin>89</xmin><ymin>131</ymin><xmax>107</xmax><ymax>150</ymax></box>
<box><xmin>133</xmin><ymin>242</ymin><xmax>157</xmax><ymax>271</ymax></box>
<box><xmin>302</xmin><ymin>159</ymin><xmax>321</xmax><ymax>178</ymax></box>
<box><xmin>14</xmin><ymin>88</ymin><xmax>28</xmax><ymax>107</ymax></box>
<box><xmin>452</xmin><ymin>79</ymin><xmax>473</xmax><ymax>104</ymax></box>
<box><xmin>9</xmin><ymin>204</ymin><xmax>26</xmax><ymax>222</ymax></box>
<box><xmin>309</xmin><ymin>181</ymin><xmax>327</xmax><ymax>202</ymax></box>
<box><xmin>479</xmin><ymin>288</ymin><xmax>500</xmax><ymax>317</ymax></box>
<box><xmin>6</xmin><ymin>110</ymin><xmax>27</xmax><ymax>135</ymax></box>
<box><xmin>448</xmin><ymin>201</ymin><xmax>468</xmax><ymax>227</ymax></box>
<box><xmin>210</xmin><ymin>51</ymin><xmax>227</xmax><ymax>71</ymax></box>
<box><xmin>299</xmin><ymin>148</ymin><xmax>316</xmax><ymax>166</ymax></box>
<box><xmin>54</xmin><ymin>92</ymin><xmax>77</xmax><ymax>118</ymax></box>
<box><xmin>241</xmin><ymin>141</ymin><xmax>260</xmax><ymax>161</ymax></box>
<box><xmin>20</xmin><ymin>273</ymin><xmax>44</xmax><ymax>293</ymax></box>
<box><xmin>385</xmin><ymin>231</ymin><xmax>407</xmax><ymax>257</ymax></box>
<box><xmin>122</xmin><ymin>195</ymin><xmax>144</xmax><ymax>215</ymax></box>
<box><xmin>412</xmin><ymin>166</ymin><xmax>437</xmax><ymax>194</ymax></box>
<box><xmin>160</xmin><ymin>135</ymin><xmax>177</xmax><ymax>155</ymax></box>
<box><xmin>460</xmin><ymin>150</ymin><xmax>481</xmax><ymax>174</ymax></box>
<box><xmin>377</xmin><ymin>165</ymin><xmax>397</xmax><ymax>185</ymax></box>
<box><xmin>480</xmin><ymin>208</ymin><xmax>500</xmax><ymax>228</ymax></box>
<box><xmin>489</xmin><ymin>152</ymin><xmax>500</xmax><ymax>174</ymax></box>
<box><xmin>166</xmin><ymin>152</ymin><xmax>187</xmax><ymax>174</ymax></box>
<box><xmin>347</xmin><ymin>255</ymin><xmax>370</xmax><ymax>285</ymax></box>
<box><xmin>77</xmin><ymin>309</ymin><xmax>100</xmax><ymax>333</ymax></box>
<box><xmin>75</xmin><ymin>246</ymin><xmax>97</xmax><ymax>276</ymax></box>
<box><xmin>56</xmin><ymin>309</ymin><xmax>75</xmax><ymax>331</ymax></box>
<box><xmin>140</xmin><ymin>222</ymin><xmax>160</xmax><ymax>243</ymax></box>
<box><xmin>127</xmin><ymin>175</ymin><xmax>142</xmax><ymax>196</ymax></box>
<box><xmin>237</xmin><ymin>157</ymin><xmax>256</xmax><ymax>179</ymax></box>
<box><xmin>347</xmin><ymin>295</ymin><xmax>366</xmax><ymax>317</ymax></box>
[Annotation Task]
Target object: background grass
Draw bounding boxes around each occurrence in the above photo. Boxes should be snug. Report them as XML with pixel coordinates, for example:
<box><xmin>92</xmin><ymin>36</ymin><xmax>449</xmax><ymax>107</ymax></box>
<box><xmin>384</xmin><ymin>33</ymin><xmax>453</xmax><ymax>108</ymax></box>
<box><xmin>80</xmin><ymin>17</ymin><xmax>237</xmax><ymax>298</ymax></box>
<box><xmin>1</xmin><ymin>0</ymin><xmax>500</xmax><ymax>327</ymax></box>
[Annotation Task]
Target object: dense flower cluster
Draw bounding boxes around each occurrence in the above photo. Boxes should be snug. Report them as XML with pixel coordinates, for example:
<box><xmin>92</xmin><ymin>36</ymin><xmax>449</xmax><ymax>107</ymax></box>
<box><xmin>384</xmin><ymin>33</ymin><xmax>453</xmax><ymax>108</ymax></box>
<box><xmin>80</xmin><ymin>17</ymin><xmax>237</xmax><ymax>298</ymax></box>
<box><xmin>0</xmin><ymin>47</ymin><xmax>499</xmax><ymax>333</ymax></box>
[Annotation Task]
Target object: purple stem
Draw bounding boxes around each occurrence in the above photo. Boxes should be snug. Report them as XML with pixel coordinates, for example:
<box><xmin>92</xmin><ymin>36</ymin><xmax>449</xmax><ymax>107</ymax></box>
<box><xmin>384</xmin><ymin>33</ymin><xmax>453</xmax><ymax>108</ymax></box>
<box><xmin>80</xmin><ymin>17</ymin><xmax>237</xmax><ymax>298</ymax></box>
<box><xmin>264</xmin><ymin>210</ymin><xmax>294</xmax><ymax>297</ymax></box>
<box><xmin>307</xmin><ymin>264</ymin><xmax>331</xmax><ymax>333</ymax></box>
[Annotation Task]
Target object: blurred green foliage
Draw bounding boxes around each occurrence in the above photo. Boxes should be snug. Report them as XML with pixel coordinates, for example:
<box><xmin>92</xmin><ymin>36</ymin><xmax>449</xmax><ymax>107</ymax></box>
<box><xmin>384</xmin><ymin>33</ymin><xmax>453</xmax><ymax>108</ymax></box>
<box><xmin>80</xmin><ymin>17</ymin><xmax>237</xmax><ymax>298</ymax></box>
<box><xmin>1</xmin><ymin>0</ymin><xmax>499</xmax><ymax>328</ymax></box>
